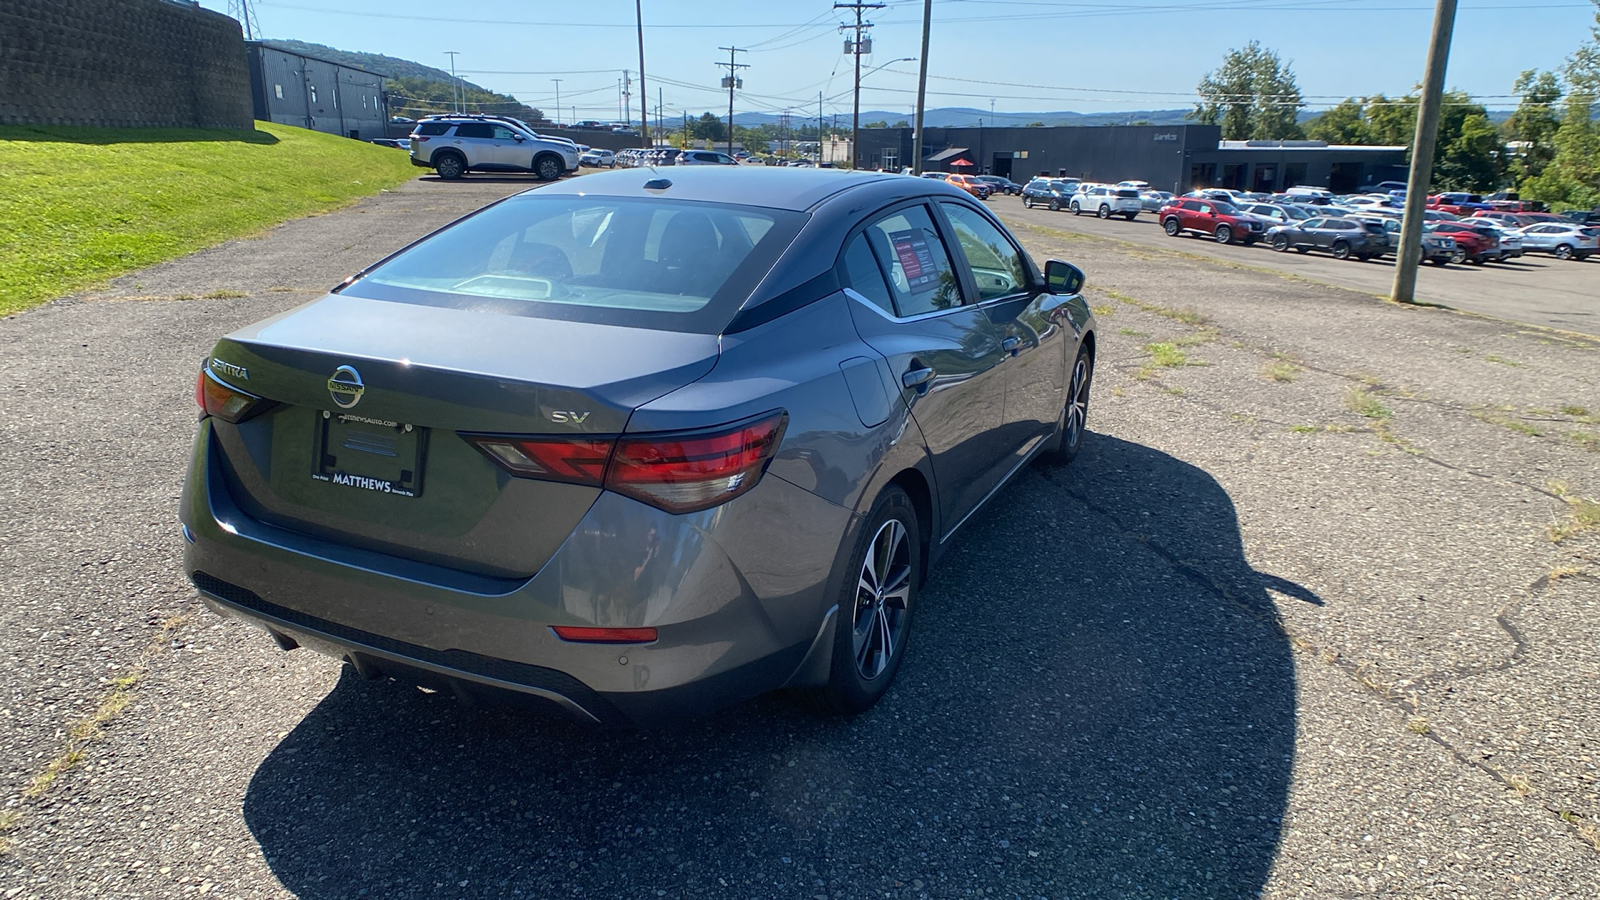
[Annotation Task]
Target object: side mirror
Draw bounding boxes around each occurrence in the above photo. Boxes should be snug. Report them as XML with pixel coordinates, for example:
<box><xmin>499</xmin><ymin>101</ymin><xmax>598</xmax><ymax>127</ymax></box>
<box><xmin>1043</xmin><ymin>260</ymin><xmax>1085</xmax><ymax>295</ymax></box>
<box><xmin>513</xmin><ymin>134</ymin><xmax>526</xmax><ymax>142</ymax></box>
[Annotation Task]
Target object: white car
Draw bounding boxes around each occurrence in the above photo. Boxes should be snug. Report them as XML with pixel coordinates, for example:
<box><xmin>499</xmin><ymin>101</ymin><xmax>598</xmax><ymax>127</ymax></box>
<box><xmin>579</xmin><ymin>149</ymin><xmax>616</xmax><ymax>168</ymax></box>
<box><xmin>677</xmin><ymin>150</ymin><xmax>739</xmax><ymax>166</ymax></box>
<box><xmin>408</xmin><ymin>115</ymin><xmax>579</xmax><ymax>181</ymax></box>
<box><xmin>1117</xmin><ymin>180</ymin><xmax>1151</xmax><ymax>192</ymax></box>
<box><xmin>1072</xmin><ymin>184</ymin><xmax>1142</xmax><ymax>219</ymax></box>
<box><xmin>1463</xmin><ymin>217</ymin><xmax>1525</xmax><ymax>259</ymax></box>
<box><xmin>1517</xmin><ymin>223</ymin><xmax>1598</xmax><ymax>261</ymax></box>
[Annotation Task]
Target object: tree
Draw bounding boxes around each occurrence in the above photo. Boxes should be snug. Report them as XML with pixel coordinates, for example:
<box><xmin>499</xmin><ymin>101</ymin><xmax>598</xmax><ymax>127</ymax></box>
<box><xmin>1362</xmin><ymin>94</ymin><xmax>1416</xmax><ymax>147</ymax></box>
<box><xmin>691</xmin><ymin>112</ymin><xmax>725</xmax><ymax>142</ymax></box>
<box><xmin>1191</xmin><ymin>41</ymin><xmax>1305</xmax><ymax>140</ymax></box>
<box><xmin>1522</xmin><ymin>91</ymin><xmax>1600</xmax><ymax>210</ymax></box>
<box><xmin>1306</xmin><ymin>98</ymin><xmax>1366</xmax><ymax>144</ymax></box>
<box><xmin>1437</xmin><ymin>112</ymin><xmax>1504</xmax><ymax>191</ymax></box>
<box><xmin>1505</xmin><ymin>70</ymin><xmax>1563</xmax><ymax>184</ymax></box>
<box><xmin>1026</xmin><ymin>121</ymin><xmax>1046</xmax><ymax>127</ymax></box>
<box><xmin>862</xmin><ymin>120</ymin><xmax>890</xmax><ymax>129</ymax></box>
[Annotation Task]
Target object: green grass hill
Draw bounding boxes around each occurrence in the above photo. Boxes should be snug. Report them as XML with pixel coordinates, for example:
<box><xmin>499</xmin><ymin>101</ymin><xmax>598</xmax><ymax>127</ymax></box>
<box><xmin>0</xmin><ymin>121</ymin><xmax>418</xmax><ymax>315</ymax></box>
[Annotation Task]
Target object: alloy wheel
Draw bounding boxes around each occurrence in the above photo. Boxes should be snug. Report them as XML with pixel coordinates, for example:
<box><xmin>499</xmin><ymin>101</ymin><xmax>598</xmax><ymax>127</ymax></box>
<box><xmin>1063</xmin><ymin>354</ymin><xmax>1091</xmax><ymax>451</ymax></box>
<box><xmin>851</xmin><ymin>519</ymin><xmax>912</xmax><ymax>681</ymax></box>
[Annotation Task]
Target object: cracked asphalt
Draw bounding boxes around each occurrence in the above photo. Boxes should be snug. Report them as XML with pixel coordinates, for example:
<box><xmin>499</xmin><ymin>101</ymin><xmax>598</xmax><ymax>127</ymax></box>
<box><xmin>1</xmin><ymin>174</ymin><xmax>1597</xmax><ymax>898</ymax></box>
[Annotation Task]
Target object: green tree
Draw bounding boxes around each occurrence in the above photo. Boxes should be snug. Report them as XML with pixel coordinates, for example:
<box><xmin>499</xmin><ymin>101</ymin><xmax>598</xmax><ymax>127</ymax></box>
<box><xmin>1191</xmin><ymin>41</ymin><xmax>1305</xmax><ymax>140</ymax></box>
<box><xmin>1505</xmin><ymin>70</ymin><xmax>1564</xmax><ymax>184</ymax></box>
<box><xmin>1522</xmin><ymin>91</ymin><xmax>1600</xmax><ymax>210</ymax></box>
<box><xmin>1026</xmin><ymin>121</ymin><xmax>1046</xmax><ymax>127</ymax></box>
<box><xmin>1306</xmin><ymin>98</ymin><xmax>1366</xmax><ymax>144</ymax></box>
<box><xmin>691</xmin><ymin>112</ymin><xmax>725</xmax><ymax>142</ymax></box>
<box><xmin>1362</xmin><ymin>94</ymin><xmax>1417</xmax><ymax>147</ymax></box>
<box><xmin>862</xmin><ymin>120</ymin><xmax>890</xmax><ymax>129</ymax></box>
<box><xmin>1437</xmin><ymin>112</ymin><xmax>1504</xmax><ymax>191</ymax></box>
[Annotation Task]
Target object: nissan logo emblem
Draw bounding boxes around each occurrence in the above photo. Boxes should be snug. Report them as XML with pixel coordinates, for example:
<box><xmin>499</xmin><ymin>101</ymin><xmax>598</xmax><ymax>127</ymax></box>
<box><xmin>327</xmin><ymin>365</ymin><xmax>365</xmax><ymax>409</ymax></box>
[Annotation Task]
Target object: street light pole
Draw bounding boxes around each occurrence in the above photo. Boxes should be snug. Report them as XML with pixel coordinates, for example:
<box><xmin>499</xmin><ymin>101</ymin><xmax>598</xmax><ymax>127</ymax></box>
<box><xmin>636</xmin><ymin>0</ymin><xmax>650</xmax><ymax>148</ymax></box>
<box><xmin>444</xmin><ymin>51</ymin><xmax>461</xmax><ymax>113</ymax></box>
<box><xmin>551</xmin><ymin>78</ymin><xmax>562</xmax><ymax>126</ymax></box>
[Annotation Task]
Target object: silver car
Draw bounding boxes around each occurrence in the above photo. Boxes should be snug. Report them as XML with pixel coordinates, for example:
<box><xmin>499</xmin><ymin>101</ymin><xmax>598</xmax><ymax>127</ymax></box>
<box><xmin>1516</xmin><ymin>223</ymin><xmax>1597</xmax><ymax>261</ymax></box>
<box><xmin>182</xmin><ymin>169</ymin><xmax>1098</xmax><ymax>726</ymax></box>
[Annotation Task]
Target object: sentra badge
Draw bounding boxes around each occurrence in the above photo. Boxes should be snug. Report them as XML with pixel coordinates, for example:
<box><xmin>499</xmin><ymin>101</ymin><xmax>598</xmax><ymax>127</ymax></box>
<box><xmin>328</xmin><ymin>365</ymin><xmax>365</xmax><ymax>409</ymax></box>
<box><xmin>209</xmin><ymin>358</ymin><xmax>248</xmax><ymax>380</ymax></box>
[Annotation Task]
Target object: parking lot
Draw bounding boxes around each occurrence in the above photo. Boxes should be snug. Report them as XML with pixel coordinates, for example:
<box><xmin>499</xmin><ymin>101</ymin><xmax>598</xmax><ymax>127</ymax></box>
<box><xmin>991</xmin><ymin>195</ymin><xmax>1599</xmax><ymax>337</ymax></box>
<box><xmin>2</xmin><ymin>173</ymin><xmax>1598</xmax><ymax>898</ymax></box>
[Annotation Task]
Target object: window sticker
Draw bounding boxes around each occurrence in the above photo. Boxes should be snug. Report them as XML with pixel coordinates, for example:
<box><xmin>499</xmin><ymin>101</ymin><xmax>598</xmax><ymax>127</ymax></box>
<box><xmin>888</xmin><ymin>229</ymin><xmax>940</xmax><ymax>291</ymax></box>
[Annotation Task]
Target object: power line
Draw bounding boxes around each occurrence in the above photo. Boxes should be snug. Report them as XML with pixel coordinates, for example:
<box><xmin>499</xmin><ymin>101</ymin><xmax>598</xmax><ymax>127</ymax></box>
<box><xmin>716</xmin><ymin>47</ymin><xmax>749</xmax><ymax>156</ymax></box>
<box><xmin>836</xmin><ymin>1</ymin><xmax>885</xmax><ymax>168</ymax></box>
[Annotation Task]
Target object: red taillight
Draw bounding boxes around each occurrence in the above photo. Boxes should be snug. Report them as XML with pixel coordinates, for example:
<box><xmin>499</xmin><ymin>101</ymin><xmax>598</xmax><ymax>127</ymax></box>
<box><xmin>462</xmin><ymin>411</ymin><xmax>787</xmax><ymax>514</ymax></box>
<box><xmin>466</xmin><ymin>436</ymin><xmax>612</xmax><ymax>486</ymax></box>
<box><xmin>196</xmin><ymin>367</ymin><xmax>264</xmax><ymax>423</ymax></box>
<box><xmin>607</xmin><ymin>413</ymin><xmax>787</xmax><ymax>513</ymax></box>
<box><xmin>411</xmin><ymin>135</ymin><xmax>428</xmax><ymax>143</ymax></box>
<box><xmin>551</xmin><ymin>625</ymin><xmax>657</xmax><ymax>644</ymax></box>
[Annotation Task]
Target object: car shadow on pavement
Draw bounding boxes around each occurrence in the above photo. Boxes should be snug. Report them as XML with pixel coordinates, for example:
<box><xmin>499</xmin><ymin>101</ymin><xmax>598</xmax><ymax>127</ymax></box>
<box><xmin>243</xmin><ymin>433</ymin><xmax>1309</xmax><ymax>898</ymax></box>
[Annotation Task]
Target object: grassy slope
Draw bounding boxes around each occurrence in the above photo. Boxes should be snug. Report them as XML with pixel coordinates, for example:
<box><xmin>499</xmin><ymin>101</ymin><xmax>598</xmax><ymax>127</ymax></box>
<box><xmin>0</xmin><ymin>121</ymin><xmax>417</xmax><ymax>315</ymax></box>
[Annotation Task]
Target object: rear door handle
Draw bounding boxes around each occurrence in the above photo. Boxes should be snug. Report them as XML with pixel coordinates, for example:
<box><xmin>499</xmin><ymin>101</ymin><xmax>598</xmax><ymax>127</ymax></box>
<box><xmin>902</xmin><ymin>367</ymin><xmax>935</xmax><ymax>388</ymax></box>
<box><xmin>1001</xmin><ymin>337</ymin><xmax>1020</xmax><ymax>354</ymax></box>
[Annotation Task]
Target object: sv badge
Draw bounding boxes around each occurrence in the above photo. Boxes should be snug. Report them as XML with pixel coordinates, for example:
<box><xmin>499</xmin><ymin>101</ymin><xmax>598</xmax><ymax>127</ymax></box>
<box><xmin>549</xmin><ymin>410</ymin><xmax>591</xmax><ymax>424</ymax></box>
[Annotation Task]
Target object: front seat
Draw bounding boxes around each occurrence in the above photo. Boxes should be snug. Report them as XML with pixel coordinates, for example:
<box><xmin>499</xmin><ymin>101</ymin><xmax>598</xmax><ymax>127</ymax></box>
<box><xmin>656</xmin><ymin>212</ymin><xmax>723</xmax><ymax>296</ymax></box>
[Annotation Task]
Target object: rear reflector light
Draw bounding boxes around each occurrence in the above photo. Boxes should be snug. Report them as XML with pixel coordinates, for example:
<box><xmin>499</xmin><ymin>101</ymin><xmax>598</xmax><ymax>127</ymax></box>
<box><xmin>196</xmin><ymin>367</ymin><xmax>266</xmax><ymax>424</ymax></box>
<box><xmin>551</xmin><ymin>626</ymin><xmax>658</xmax><ymax>644</ymax></box>
<box><xmin>462</xmin><ymin>411</ymin><xmax>787</xmax><ymax>514</ymax></box>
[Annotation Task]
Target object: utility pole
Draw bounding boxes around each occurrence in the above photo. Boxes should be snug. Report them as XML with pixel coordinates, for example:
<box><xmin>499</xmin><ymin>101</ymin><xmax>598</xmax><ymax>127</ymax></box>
<box><xmin>836</xmin><ymin>2</ymin><xmax>884</xmax><ymax>169</ymax></box>
<box><xmin>444</xmin><ymin>51</ymin><xmax>462</xmax><ymax>113</ymax></box>
<box><xmin>635</xmin><ymin>0</ymin><xmax>650</xmax><ymax>147</ymax></box>
<box><xmin>658</xmin><ymin>87</ymin><xmax>664</xmax><ymax>147</ymax></box>
<box><xmin>716</xmin><ymin>46</ymin><xmax>748</xmax><ymax>157</ymax></box>
<box><xmin>621</xmin><ymin>70</ymin><xmax>632</xmax><ymax>128</ymax></box>
<box><xmin>551</xmin><ymin>78</ymin><xmax>562</xmax><ymax>126</ymax></box>
<box><xmin>912</xmin><ymin>0</ymin><xmax>931</xmax><ymax>175</ymax></box>
<box><xmin>1391</xmin><ymin>0</ymin><xmax>1459</xmax><ymax>305</ymax></box>
<box><xmin>818</xmin><ymin>91</ymin><xmax>824</xmax><ymax>163</ymax></box>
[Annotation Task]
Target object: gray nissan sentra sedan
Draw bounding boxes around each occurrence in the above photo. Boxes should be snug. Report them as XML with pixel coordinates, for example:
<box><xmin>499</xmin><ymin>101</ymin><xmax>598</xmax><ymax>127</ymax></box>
<box><xmin>182</xmin><ymin>167</ymin><xmax>1097</xmax><ymax>726</ymax></box>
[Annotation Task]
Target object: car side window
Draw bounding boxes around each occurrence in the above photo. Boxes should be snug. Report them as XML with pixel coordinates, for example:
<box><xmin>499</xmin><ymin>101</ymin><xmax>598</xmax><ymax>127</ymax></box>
<box><xmin>858</xmin><ymin>205</ymin><xmax>964</xmax><ymax>317</ymax></box>
<box><xmin>416</xmin><ymin>122</ymin><xmax>451</xmax><ymax>136</ymax></box>
<box><xmin>840</xmin><ymin>233</ymin><xmax>896</xmax><ymax>316</ymax></box>
<box><xmin>455</xmin><ymin>123</ymin><xmax>492</xmax><ymax>139</ymax></box>
<box><xmin>1303</xmin><ymin>218</ymin><xmax>1325</xmax><ymax>228</ymax></box>
<box><xmin>491</xmin><ymin>125</ymin><xmax>517</xmax><ymax>141</ymax></box>
<box><xmin>939</xmin><ymin>203</ymin><xmax>1028</xmax><ymax>302</ymax></box>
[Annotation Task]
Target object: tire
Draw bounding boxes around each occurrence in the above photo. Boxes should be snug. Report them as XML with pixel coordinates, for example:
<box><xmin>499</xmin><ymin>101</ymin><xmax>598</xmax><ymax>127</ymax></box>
<box><xmin>433</xmin><ymin>152</ymin><xmax>466</xmax><ymax>180</ymax></box>
<box><xmin>1163</xmin><ymin>217</ymin><xmax>1181</xmax><ymax>237</ymax></box>
<box><xmin>1429</xmin><ymin>257</ymin><xmax>1449</xmax><ymax>267</ymax></box>
<box><xmin>1070</xmin><ymin>201</ymin><xmax>1081</xmax><ymax>215</ymax></box>
<box><xmin>1214</xmin><ymin>225</ymin><xmax>1232</xmax><ymax>245</ymax></box>
<box><xmin>1023</xmin><ymin>196</ymin><xmax>1034</xmax><ymax>208</ymax></box>
<box><xmin>1097</xmin><ymin>204</ymin><xmax>1111</xmax><ymax>219</ymax></box>
<box><xmin>1040</xmin><ymin>345</ymin><xmax>1094</xmax><ymax>466</ymax></box>
<box><xmin>1295</xmin><ymin>247</ymin><xmax>1310</xmax><ymax>254</ymax></box>
<box><xmin>1243</xmin><ymin>237</ymin><xmax>1258</xmax><ymax>247</ymax></box>
<box><xmin>1576</xmin><ymin>253</ymin><xmax>1592</xmax><ymax>261</ymax></box>
<box><xmin>1048</xmin><ymin>198</ymin><xmax>1061</xmax><ymax>211</ymax></box>
<box><xmin>1449</xmin><ymin>248</ymin><xmax>1466</xmax><ymax>265</ymax></box>
<box><xmin>534</xmin><ymin>154</ymin><xmax>563</xmax><ymax>181</ymax></box>
<box><xmin>1272</xmin><ymin>235</ymin><xmax>1290</xmax><ymax>252</ymax></box>
<box><xmin>1471</xmin><ymin>255</ymin><xmax>1486</xmax><ymax>266</ymax></box>
<box><xmin>1124</xmin><ymin>212</ymin><xmax>1138</xmax><ymax>221</ymax></box>
<box><xmin>1555</xmin><ymin>244</ymin><xmax>1574</xmax><ymax>260</ymax></box>
<box><xmin>806</xmin><ymin>486</ymin><xmax>921</xmax><ymax>715</ymax></box>
<box><xmin>1331</xmin><ymin>240</ymin><xmax>1351</xmax><ymax>260</ymax></box>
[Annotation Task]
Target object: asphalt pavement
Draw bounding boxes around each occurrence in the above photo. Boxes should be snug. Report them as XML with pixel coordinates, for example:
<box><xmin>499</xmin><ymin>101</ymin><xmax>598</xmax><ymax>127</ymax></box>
<box><xmin>1</xmin><ymin>172</ymin><xmax>1597</xmax><ymax>898</ymax></box>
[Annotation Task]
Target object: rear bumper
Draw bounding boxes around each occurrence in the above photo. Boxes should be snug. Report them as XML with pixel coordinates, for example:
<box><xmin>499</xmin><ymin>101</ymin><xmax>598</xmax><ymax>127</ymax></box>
<box><xmin>409</xmin><ymin>156</ymin><xmax>432</xmax><ymax>169</ymax></box>
<box><xmin>180</xmin><ymin>423</ymin><xmax>854</xmax><ymax>727</ymax></box>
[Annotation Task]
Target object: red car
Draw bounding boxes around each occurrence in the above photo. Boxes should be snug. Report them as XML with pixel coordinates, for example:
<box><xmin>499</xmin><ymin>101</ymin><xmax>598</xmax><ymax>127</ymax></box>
<box><xmin>1426</xmin><ymin>193</ymin><xmax>1489</xmax><ymax>217</ymax></box>
<box><xmin>1427</xmin><ymin>221</ymin><xmax>1499</xmax><ymax>264</ymax></box>
<box><xmin>1159</xmin><ymin>197</ymin><xmax>1268</xmax><ymax>245</ymax></box>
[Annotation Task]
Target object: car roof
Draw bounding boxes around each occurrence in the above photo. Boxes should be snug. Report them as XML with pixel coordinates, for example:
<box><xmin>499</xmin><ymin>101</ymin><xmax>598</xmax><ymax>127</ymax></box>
<box><xmin>531</xmin><ymin>166</ymin><xmax>941</xmax><ymax>212</ymax></box>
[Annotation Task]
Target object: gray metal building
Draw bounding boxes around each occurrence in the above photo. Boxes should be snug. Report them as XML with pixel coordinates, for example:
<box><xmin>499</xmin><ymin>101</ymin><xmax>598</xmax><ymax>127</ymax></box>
<box><xmin>857</xmin><ymin>124</ymin><xmax>1408</xmax><ymax>194</ymax></box>
<box><xmin>246</xmin><ymin>42</ymin><xmax>387</xmax><ymax>139</ymax></box>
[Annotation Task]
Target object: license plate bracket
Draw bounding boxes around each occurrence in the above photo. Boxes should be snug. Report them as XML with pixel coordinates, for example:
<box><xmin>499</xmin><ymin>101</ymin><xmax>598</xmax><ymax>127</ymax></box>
<box><xmin>311</xmin><ymin>411</ymin><xmax>427</xmax><ymax>498</ymax></box>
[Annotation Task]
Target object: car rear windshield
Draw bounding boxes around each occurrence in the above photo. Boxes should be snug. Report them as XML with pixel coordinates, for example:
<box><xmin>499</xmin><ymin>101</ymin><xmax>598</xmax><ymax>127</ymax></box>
<box><xmin>415</xmin><ymin>122</ymin><xmax>451</xmax><ymax>136</ymax></box>
<box><xmin>1115</xmin><ymin>189</ymin><xmax>1139</xmax><ymax>198</ymax></box>
<box><xmin>341</xmin><ymin>194</ymin><xmax>805</xmax><ymax>334</ymax></box>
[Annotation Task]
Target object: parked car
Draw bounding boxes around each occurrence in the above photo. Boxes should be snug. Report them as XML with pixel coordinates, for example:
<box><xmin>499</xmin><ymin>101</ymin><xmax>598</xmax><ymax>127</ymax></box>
<box><xmin>974</xmin><ymin>175</ymin><xmax>1023</xmax><ymax>196</ymax></box>
<box><xmin>1420</xmin><ymin>230</ymin><xmax>1458</xmax><ymax>266</ymax></box>
<box><xmin>1517</xmin><ymin>223</ymin><xmax>1598</xmax><ymax>260</ymax></box>
<box><xmin>1426</xmin><ymin>221</ymin><xmax>1499</xmax><ymax>264</ymax></box>
<box><xmin>1427</xmin><ymin>192</ymin><xmax>1491</xmax><ymax>216</ymax></box>
<box><xmin>1358</xmin><ymin>180</ymin><xmax>1409</xmax><ymax>194</ymax></box>
<box><xmin>1557</xmin><ymin>208</ymin><xmax>1600</xmax><ymax>226</ymax></box>
<box><xmin>1159</xmin><ymin>197</ymin><xmax>1268</xmax><ymax>245</ymax></box>
<box><xmin>1072</xmin><ymin>185</ymin><xmax>1142</xmax><ymax>219</ymax></box>
<box><xmin>1284</xmin><ymin>186</ymin><xmax>1333</xmax><ymax>202</ymax></box>
<box><xmin>946</xmin><ymin>173</ymin><xmax>993</xmax><ymax>200</ymax></box>
<box><xmin>181</xmin><ymin>168</ymin><xmax>1098</xmax><ymax>726</ymax></box>
<box><xmin>1117</xmin><ymin>180</ymin><xmax>1152</xmax><ymax>192</ymax></box>
<box><xmin>1139</xmin><ymin>191</ymin><xmax>1174</xmax><ymax>212</ymax></box>
<box><xmin>678</xmin><ymin>149</ymin><xmax>739</xmax><ymax>166</ymax></box>
<box><xmin>1266</xmin><ymin>217</ymin><xmax>1389</xmax><ymax>260</ymax></box>
<box><xmin>1459</xmin><ymin>217</ymin><xmax>1525</xmax><ymax>259</ymax></box>
<box><xmin>369</xmin><ymin>138</ymin><xmax>408</xmax><ymax>149</ymax></box>
<box><xmin>409</xmin><ymin>116</ymin><xmax>578</xmax><ymax>181</ymax></box>
<box><xmin>579</xmin><ymin>149</ymin><xmax>616</xmax><ymax>168</ymax></box>
<box><xmin>1242</xmin><ymin>202</ymin><xmax>1313</xmax><ymax>225</ymax></box>
<box><xmin>1021</xmin><ymin>177</ymin><xmax>1081</xmax><ymax>211</ymax></box>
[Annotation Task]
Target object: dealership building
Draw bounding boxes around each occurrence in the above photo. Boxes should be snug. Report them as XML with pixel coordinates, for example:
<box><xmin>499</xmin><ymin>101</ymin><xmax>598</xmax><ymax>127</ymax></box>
<box><xmin>245</xmin><ymin>42</ymin><xmax>389</xmax><ymax>140</ymax></box>
<box><xmin>856</xmin><ymin>123</ymin><xmax>1408</xmax><ymax>194</ymax></box>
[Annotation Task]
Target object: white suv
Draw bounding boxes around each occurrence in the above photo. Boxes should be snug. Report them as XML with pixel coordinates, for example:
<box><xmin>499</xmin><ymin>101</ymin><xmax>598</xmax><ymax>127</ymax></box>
<box><xmin>1072</xmin><ymin>184</ymin><xmax>1143</xmax><ymax>220</ymax></box>
<box><xmin>677</xmin><ymin>150</ymin><xmax>739</xmax><ymax>166</ymax></box>
<box><xmin>408</xmin><ymin>116</ymin><xmax>579</xmax><ymax>181</ymax></box>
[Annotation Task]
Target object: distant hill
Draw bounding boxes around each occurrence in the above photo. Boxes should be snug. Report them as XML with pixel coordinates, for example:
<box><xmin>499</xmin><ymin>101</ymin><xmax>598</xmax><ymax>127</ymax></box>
<box><xmin>260</xmin><ymin>40</ymin><xmax>469</xmax><ymax>87</ymax></box>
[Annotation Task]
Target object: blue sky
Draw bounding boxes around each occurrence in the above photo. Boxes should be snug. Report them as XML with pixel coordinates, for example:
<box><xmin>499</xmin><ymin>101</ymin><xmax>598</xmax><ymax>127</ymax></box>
<box><xmin>204</xmin><ymin>0</ymin><xmax>1598</xmax><ymax>122</ymax></box>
